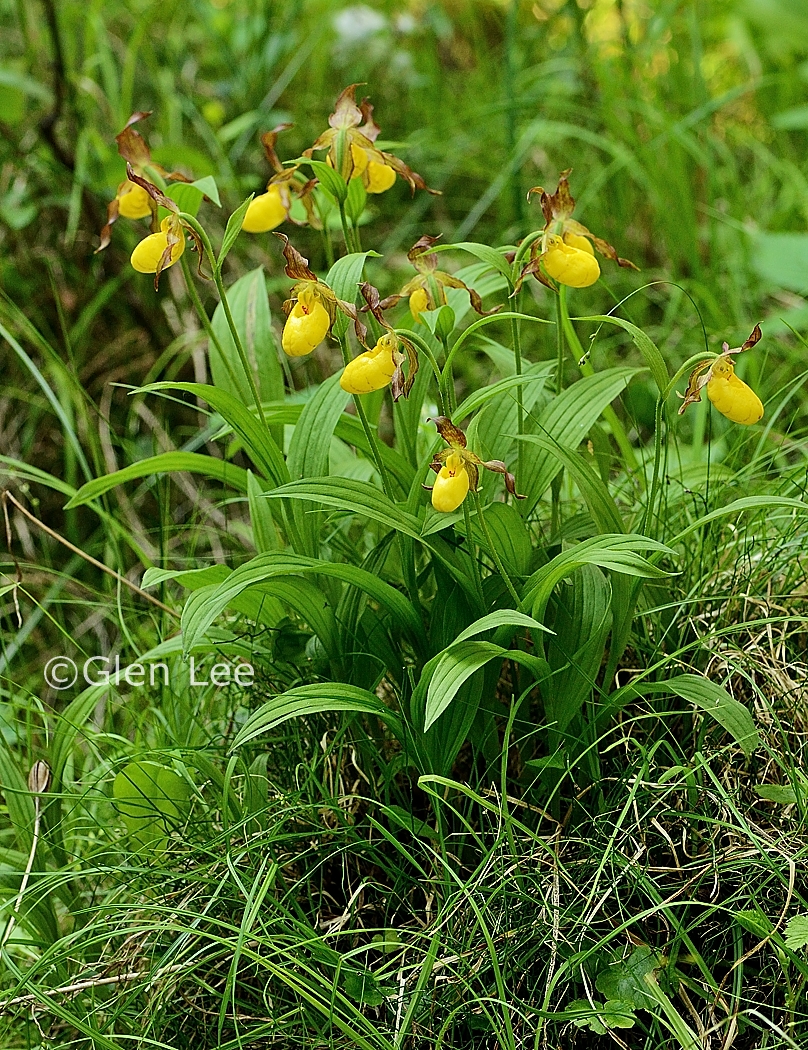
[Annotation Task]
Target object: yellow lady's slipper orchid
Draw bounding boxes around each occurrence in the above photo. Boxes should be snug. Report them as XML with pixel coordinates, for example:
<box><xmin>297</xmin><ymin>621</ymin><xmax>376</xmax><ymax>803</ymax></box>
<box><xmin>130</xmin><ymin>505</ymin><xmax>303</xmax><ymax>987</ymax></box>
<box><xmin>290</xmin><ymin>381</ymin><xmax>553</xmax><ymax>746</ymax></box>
<box><xmin>679</xmin><ymin>324</ymin><xmax>764</xmax><ymax>426</ymax></box>
<box><xmin>516</xmin><ymin>170</ymin><xmax>638</xmax><ymax>293</ymax></box>
<box><xmin>427</xmin><ymin>417</ymin><xmax>523</xmax><ymax>513</ymax></box>
<box><xmin>431</xmin><ymin>452</ymin><xmax>470</xmax><ymax>512</ymax></box>
<box><xmin>706</xmin><ymin>356</ymin><xmax>764</xmax><ymax>425</ymax></box>
<box><xmin>281</xmin><ymin>285</ymin><xmax>331</xmax><ymax>357</ymax></box>
<box><xmin>541</xmin><ymin>233</ymin><xmax>600</xmax><ymax>288</ymax></box>
<box><xmin>130</xmin><ymin>216</ymin><xmax>185</xmax><ymax>274</ymax></box>
<box><xmin>116</xmin><ymin>181</ymin><xmax>152</xmax><ymax>220</ymax></box>
<box><xmin>242</xmin><ymin>184</ymin><xmax>288</xmax><ymax>233</ymax></box>
<box><xmin>340</xmin><ymin>333</ymin><xmax>399</xmax><ymax>394</ymax></box>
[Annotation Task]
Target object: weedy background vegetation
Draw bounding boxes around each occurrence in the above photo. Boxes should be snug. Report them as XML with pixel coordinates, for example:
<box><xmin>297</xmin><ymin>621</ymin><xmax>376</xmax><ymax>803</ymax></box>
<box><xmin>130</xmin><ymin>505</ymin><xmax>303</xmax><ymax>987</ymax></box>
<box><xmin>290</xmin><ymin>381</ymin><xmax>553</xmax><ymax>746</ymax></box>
<box><xmin>1</xmin><ymin>1</ymin><xmax>808</xmax><ymax>1048</ymax></box>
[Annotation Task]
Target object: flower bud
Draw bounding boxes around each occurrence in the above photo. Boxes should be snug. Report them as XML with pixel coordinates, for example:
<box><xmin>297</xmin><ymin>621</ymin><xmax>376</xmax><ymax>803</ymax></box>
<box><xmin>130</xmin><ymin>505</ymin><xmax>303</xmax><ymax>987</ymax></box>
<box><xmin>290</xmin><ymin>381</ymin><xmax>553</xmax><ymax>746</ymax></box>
<box><xmin>117</xmin><ymin>181</ymin><xmax>152</xmax><ymax>220</ymax></box>
<box><xmin>409</xmin><ymin>287</ymin><xmax>429</xmax><ymax>322</ymax></box>
<box><xmin>542</xmin><ymin>233</ymin><xmax>600</xmax><ymax>288</ymax></box>
<box><xmin>366</xmin><ymin>160</ymin><xmax>396</xmax><ymax>194</ymax></box>
<box><xmin>340</xmin><ymin>334</ymin><xmax>397</xmax><ymax>394</ymax></box>
<box><xmin>130</xmin><ymin>217</ymin><xmax>185</xmax><ymax>274</ymax></box>
<box><xmin>242</xmin><ymin>184</ymin><xmax>288</xmax><ymax>233</ymax></box>
<box><xmin>282</xmin><ymin>286</ymin><xmax>331</xmax><ymax>357</ymax></box>
<box><xmin>431</xmin><ymin>452</ymin><xmax>470</xmax><ymax>513</ymax></box>
<box><xmin>707</xmin><ymin>357</ymin><xmax>763</xmax><ymax>425</ymax></box>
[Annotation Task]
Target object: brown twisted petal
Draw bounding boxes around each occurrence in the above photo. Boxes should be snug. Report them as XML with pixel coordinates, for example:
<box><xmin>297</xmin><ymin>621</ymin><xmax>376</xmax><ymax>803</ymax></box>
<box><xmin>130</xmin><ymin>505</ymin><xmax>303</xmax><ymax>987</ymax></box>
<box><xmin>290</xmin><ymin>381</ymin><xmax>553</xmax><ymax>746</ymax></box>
<box><xmin>274</xmin><ymin>233</ymin><xmax>319</xmax><ymax>281</ymax></box>
<box><xmin>482</xmin><ymin>459</ymin><xmax>525</xmax><ymax>499</ymax></box>
<box><xmin>432</xmin><ymin>416</ymin><xmax>467</xmax><ymax>449</ymax></box>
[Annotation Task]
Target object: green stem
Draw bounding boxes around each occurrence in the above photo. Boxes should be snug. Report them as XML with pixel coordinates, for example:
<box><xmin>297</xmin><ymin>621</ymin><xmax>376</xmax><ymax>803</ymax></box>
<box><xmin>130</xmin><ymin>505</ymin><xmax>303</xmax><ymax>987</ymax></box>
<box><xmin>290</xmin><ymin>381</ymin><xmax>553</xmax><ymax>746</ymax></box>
<box><xmin>510</xmin><ymin>303</ymin><xmax>524</xmax><ymax>483</ymax></box>
<box><xmin>643</xmin><ymin>395</ymin><xmax>665</xmax><ymax>538</ymax></box>
<box><xmin>394</xmin><ymin>328</ymin><xmax>445</xmax><ymax>415</ymax></box>
<box><xmin>338</xmin><ymin>335</ymin><xmax>391</xmax><ymax>498</ymax></box>
<box><xmin>462</xmin><ymin>497</ymin><xmax>484</xmax><ymax>606</ymax></box>
<box><xmin>180</xmin><ymin>212</ymin><xmax>268</xmax><ymax>431</ymax></box>
<box><xmin>179</xmin><ymin>255</ymin><xmax>241</xmax><ymax>392</ymax></box>
<box><xmin>472</xmin><ymin>490</ymin><xmax>522</xmax><ymax>608</ymax></box>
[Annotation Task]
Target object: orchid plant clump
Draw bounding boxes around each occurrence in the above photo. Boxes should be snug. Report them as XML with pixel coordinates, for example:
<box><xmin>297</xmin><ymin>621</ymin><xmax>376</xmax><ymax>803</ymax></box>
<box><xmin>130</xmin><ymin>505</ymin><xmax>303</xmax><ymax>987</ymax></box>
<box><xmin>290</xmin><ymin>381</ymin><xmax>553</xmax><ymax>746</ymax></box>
<box><xmin>84</xmin><ymin>83</ymin><xmax>769</xmax><ymax>796</ymax></box>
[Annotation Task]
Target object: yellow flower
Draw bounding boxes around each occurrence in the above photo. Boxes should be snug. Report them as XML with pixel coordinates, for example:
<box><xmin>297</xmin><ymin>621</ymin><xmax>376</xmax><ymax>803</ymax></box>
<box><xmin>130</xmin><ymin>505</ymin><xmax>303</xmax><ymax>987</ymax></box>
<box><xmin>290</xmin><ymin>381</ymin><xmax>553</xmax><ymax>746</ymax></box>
<box><xmin>116</xmin><ymin>181</ymin><xmax>152</xmax><ymax>220</ymax></box>
<box><xmin>242</xmin><ymin>184</ymin><xmax>288</xmax><ymax>233</ymax></box>
<box><xmin>130</xmin><ymin>216</ymin><xmax>185</xmax><ymax>274</ymax></box>
<box><xmin>541</xmin><ymin>233</ymin><xmax>600</xmax><ymax>288</ymax></box>
<box><xmin>427</xmin><ymin>417</ymin><xmax>523</xmax><ymax>513</ymax></box>
<box><xmin>409</xmin><ymin>287</ymin><xmax>429</xmax><ymax>322</ymax></box>
<box><xmin>281</xmin><ymin>285</ymin><xmax>331</xmax><ymax>357</ymax></box>
<box><xmin>706</xmin><ymin>357</ymin><xmax>764</xmax><ymax>425</ymax></box>
<box><xmin>431</xmin><ymin>452</ymin><xmax>470</xmax><ymax>513</ymax></box>
<box><xmin>340</xmin><ymin>333</ymin><xmax>398</xmax><ymax>394</ymax></box>
<box><xmin>365</xmin><ymin>160</ymin><xmax>397</xmax><ymax>194</ymax></box>
<box><xmin>678</xmin><ymin>324</ymin><xmax>764</xmax><ymax>425</ymax></box>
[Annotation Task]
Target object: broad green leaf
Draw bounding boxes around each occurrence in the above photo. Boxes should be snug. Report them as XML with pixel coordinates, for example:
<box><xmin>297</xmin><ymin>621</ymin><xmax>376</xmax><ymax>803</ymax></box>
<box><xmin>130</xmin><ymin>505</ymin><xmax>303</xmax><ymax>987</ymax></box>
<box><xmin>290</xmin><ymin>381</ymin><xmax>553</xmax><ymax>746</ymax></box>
<box><xmin>595</xmin><ymin>947</ymin><xmax>657</xmax><ymax>1010</ymax></box>
<box><xmin>229</xmin><ymin>683</ymin><xmax>404</xmax><ymax>750</ymax></box>
<box><xmin>0</xmin><ymin>747</ymin><xmax>35</xmax><ymax>852</ymax></box>
<box><xmin>733</xmin><ymin>909</ymin><xmax>773</xmax><ymax>937</ymax></box>
<box><xmin>519</xmin><ymin>367</ymin><xmax>643</xmax><ymax>512</ymax></box>
<box><xmin>135</xmin><ymin>382</ymin><xmax>288</xmax><ymax>486</ymax></box>
<box><xmin>666</xmin><ymin>674</ymin><xmax>760</xmax><ymax>756</ymax></box>
<box><xmin>454</xmin><ymin>609</ymin><xmax>550</xmax><ymax>644</ymax></box>
<box><xmin>452</xmin><ymin>368</ymin><xmax>552</xmax><ymax>422</ymax></box>
<box><xmin>169</xmin><ymin>175</ymin><xmax>221</xmax><ymax>215</ymax></box>
<box><xmin>784</xmin><ymin>915</ymin><xmax>808</xmax><ymax>951</ymax></box>
<box><xmin>217</xmin><ymin>195</ymin><xmax>253</xmax><ymax>271</ymax></box>
<box><xmin>670</xmin><ymin>496</ymin><xmax>808</xmax><ymax>547</ymax></box>
<box><xmin>755</xmin><ymin>785</ymin><xmax>798</xmax><ymax>804</ymax></box>
<box><xmin>325</xmin><ymin>251</ymin><xmax>379</xmax><ymax>338</ymax></box>
<box><xmin>112</xmin><ymin>760</ymin><xmax>191</xmax><ymax>853</ymax></box>
<box><xmin>66</xmin><ymin>452</ymin><xmax>251</xmax><ymax>509</ymax></box>
<box><xmin>209</xmin><ymin>268</ymin><xmax>284</xmax><ymax>412</ymax></box>
<box><xmin>344</xmin><ymin>176</ymin><xmax>367</xmax><ymax>223</ymax></box>
<box><xmin>180</xmin><ymin>551</ymin><xmax>426</xmax><ymax>654</ymax></box>
<box><xmin>427</xmin><ymin>241</ymin><xmax>515</xmax><ymax>280</ymax></box>
<box><xmin>305</xmin><ymin>158</ymin><xmax>348</xmax><ymax>203</ymax></box>
<box><xmin>247</xmin><ymin>469</ymin><xmax>279</xmax><ymax>553</ymax></box>
<box><xmin>577</xmin><ymin>315</ymin><xmax>669</xmax><ymax>395</ymax></box>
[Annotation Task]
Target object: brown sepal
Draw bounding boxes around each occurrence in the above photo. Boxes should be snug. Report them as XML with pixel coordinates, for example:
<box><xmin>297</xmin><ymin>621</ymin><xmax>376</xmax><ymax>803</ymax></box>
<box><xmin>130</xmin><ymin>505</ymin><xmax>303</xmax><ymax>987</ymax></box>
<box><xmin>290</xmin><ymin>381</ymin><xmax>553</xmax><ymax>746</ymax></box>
<box><xmin>358</xmin><ymin>98</ymin><xmax>381</xmax><ymax>143</ymax></box>
<box><xmin>513</xmin><ymin>257</ymin><xmax>556</xmax><ymax>294</ymax></box>
<box><xmin>95</xmin><ymin>195</ymin><xmax>120</xmax><ymax>254</ymax></box>
<box><xmin>432</xmin><ymin>416</ymin><xmax>467</xmax><ymax>449</ymax></box>
<box><xmin>380</xmin><ymin>151</ymin><xmax>440</xmax><ymax>195</ymax></box>
<box><xmin>740</xmin><ymin>323</ymin><xmax>762</xmax><ymax>354</ymax></box>
<box><xmin>391</xmin><ymin>334</ymin><xmax>419</xmax><ymax>401</ymax></box>
<box><xmin>329</xmin><ymin>84</ymin><xmax>365</xmax><ymax>130</ymax></box>
<box><xmin>438</xmin><ymin>272</ymin><xmax>501</xmax><ymax>316</ymax></box>
<box><xmin>359</xmin><ymin>282</ymin><xmax>393</xmax><ymax>330</ymax></box>
<box><xmin>261</xmin><ymin>124</ymin><xmax>293</xmax><ymax>173</ymax></box>
<box><xmin>126</xmin><ymin>164</ymin><xmax>178</xmax><ymax>214</ymax></box>
<box><xmin>677</xmin><ymin>361</ymin><xmax>712</xmax><ymax>415</ymax></box>
<box><xmin>336</xmin><ymin>299</ymin><xmax>370</xmax><ymax>348</ymax></box>
<box><xmin>153</xmin><ymin>220</ymin><xmax>184</xmax><ymax>292</ymax></box>
<box><xmin>528</xmin><ymin>168</ymin><xmax>575</xmax><ymax>225</ymax></box>
<box><xmin>274</xmin><ymin>233</ymin><xmax>318</xmax><ymax>281</ymax></box>
<box><xmin>408</xmin><ymin>234</ymin><xmax>441</xmax><ymax>272</ymax></box>
<box><xmin>116</xmin><ymin>112</ymin><xmax>153</xmax><ymax>167</ymax></box>
<box><xmin>482</xmin><ymin>459</ymin><xmax>525</xmax><ymax>499</ymax></box>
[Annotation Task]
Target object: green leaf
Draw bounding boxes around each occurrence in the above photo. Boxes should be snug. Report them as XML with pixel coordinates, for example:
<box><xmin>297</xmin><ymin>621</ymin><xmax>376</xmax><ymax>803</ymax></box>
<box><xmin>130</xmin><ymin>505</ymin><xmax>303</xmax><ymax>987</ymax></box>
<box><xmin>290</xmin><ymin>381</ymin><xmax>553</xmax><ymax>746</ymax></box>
<box><xmin>428</xmin><ymin>241</ymin><xmax>515</xmax><ymax>281</ymax></box>
<box><xmin>342</xmin><ymin>967</ymin><xmax>385</xmax><ymax>1006</ymax></box>
<box><xmin>247</xmin><ymin>470</ymin><xmax>279</xmax><ymax>553</ymax></box>
<box><xmin>135</xmin><ymin>382</ymin><xmax>288</xmax><ymax>487</ymax></box>
<box><xmin>229</xmin><ymin>683</ymin><xmax>404</xmax><ymax>750</ymax></box>
<box><xmin>209</xmin><ymin>268</ymin><xmax>284</xmax><ymax>411</ymax></box>
<box><xmin>666</xmin><ymin>674</ymin><xmax>760</xmax><ymax>756</ymax></box>
<box><xmin>784</xmin><ymin>915</ymin><xmax>808</xmax><ymax>951</ymax></box>
<box><xmin>567</xmin><ymin>999</ymin><xmax>636</xmax><ymax>1034</ymax></box>
<box><xmin>578</xmin><ymin>314</ymin><xmax>669</xmax><ymax>395</ymax></box>
<box><xmin>217</xmin><ymin>195</ymin><xmax>253</xmax><ymax>271</ymax></box>
<box><xmin>518</xmin><ymin>367</ymin><xmax>643</xmax><ymax>511</ymax></box>
<box><xmin>750</xmin><ymin>232</ymin><xmax>808</xmax><ymax>293</ymax></box>
<box><xmin>755</xmin><ymin>785</ymin><xmax>799</xmax><ymax>804</ymax></box>
<box><xmin>325</xmin><ymin>251</ymin><xmax>379</xmax><ymax>338</ymax></box>
<box><xmin>595</xmin><ymin>947</ymin><xmax>658</xmax><ymax>1010</ymax></box>
<box><xmin>306</xmin><ymin>158</ymin><xmax>348</xmax><ymax>203</ymax></box>
<box><xmin>168</xmin><ymin>175</ymin><xmax>220</xmax><ymax>216</ymax></box>
<box><xmin>344</xmin><ymin>176</ymin><xmax>367</xmax><ymax>223</ymax></box>
<box><xmin>112</xmin><ymin>760</ymin><xmax>191</xmax><ymax>854</ymax></box>
<box><xmin>453</xmin><ymin>368</ymin><xmax>552</xmax><ymax>422</ymax></box>
<box><xmin>734</xmin><ymin>909</ymin><xmax>773</xmax><ymax>938</ymax></box>
<box><xmin>65</xmin><ymin>452</ymin><xmax>251</xmax><ymax>509</ymax></box>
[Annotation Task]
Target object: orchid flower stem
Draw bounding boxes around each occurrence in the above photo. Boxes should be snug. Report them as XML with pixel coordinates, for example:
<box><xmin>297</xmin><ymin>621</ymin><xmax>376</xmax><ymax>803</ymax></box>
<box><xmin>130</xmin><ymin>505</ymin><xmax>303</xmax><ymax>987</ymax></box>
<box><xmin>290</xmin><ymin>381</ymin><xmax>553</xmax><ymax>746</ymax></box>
<box><xmin>338</xmin><ymin>335</ymin><xmax>391</xmax><ymax>498</ymax></box>
<box><xmin>472</xmin><ymin>490</ymin><xmax>522</xmax><ymax>609</ymax></box>
<box><xmin>179</xmin><ymin>255</ymin><xmax>241</xmax><ymax>393</ymax></box>
<box><xmin>180</xmin><ymin>212</ymin><xmax>269</xmax><ymax>431</ymax></box>
<box><xmin>337</xmin><ymin>199</ymin><xmax>359</xmax><ymax>254</ymax></box>
<box><xmin>642</xmin><ymin>396</ymin><xmax>665</xmax><ymax>538</ymax></box>
<box><xmin>551</xmin><ymin>291</ymin><xmax>565</xmax><ymax>534</ymax></box>
<box><xmin>462</xmin><ymin>497</ymin><xmax>484</xmax><ymax>605</ymax></box>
